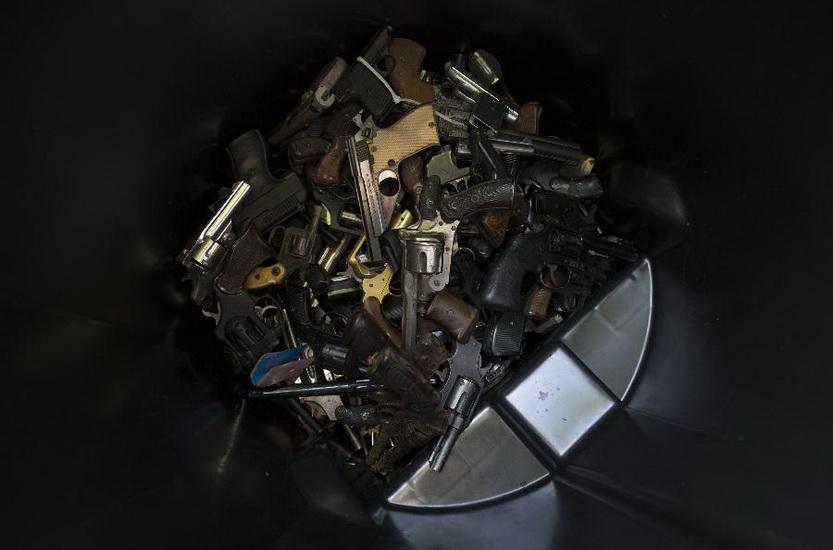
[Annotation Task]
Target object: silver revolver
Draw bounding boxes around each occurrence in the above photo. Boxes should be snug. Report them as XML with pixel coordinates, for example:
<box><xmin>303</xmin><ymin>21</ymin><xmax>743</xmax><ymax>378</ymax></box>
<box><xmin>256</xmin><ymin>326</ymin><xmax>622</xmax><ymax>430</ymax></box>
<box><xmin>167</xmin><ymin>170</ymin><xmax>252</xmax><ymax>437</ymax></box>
<box><xmin>181</xmin><ymin>180</ymin><xmax>251</xmax><ymax>271</ymax></box>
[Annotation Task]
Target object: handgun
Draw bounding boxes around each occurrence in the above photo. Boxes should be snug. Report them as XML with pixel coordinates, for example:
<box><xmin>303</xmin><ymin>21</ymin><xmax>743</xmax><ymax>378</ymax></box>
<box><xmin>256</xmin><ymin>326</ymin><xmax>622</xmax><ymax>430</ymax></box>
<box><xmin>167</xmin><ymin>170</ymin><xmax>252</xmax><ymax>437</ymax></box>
<box><xmin>212</xmin><ymin>224</ymin><xmax>281</xmax><ymax>369</ymax></box>
<box><xmin>312</xmin><ymin>135</ymin><xmax>349</xmax><ymax>186</ymax></box>
<box><xmin>423</xmin><ymin>289</ymin><xmax>479</xmax><ymax>343</ymax></box>
<box><xmin>398</xmin><ymin>154</ymin><xmax>425</xmax><ymax>202</ymax></box>
<box><xmin>180</xmin><ymin>179</ymin><xmax>251</xmax><ymax>273</ymax></box>
<box><xmin>344</xmin><ymin>297</ymin><xmax>403</xmax><ymax>361</ymax></box>
<box><xmin>429</xmin><ymin>376</ymin><xmax>480</xmax><ymax>471</ymax></box>
<box><xmin>332</xmin><ymin>26</ymin><xmax>402</xmax><ymax>120</ymax></box>
<box><xmin>366</xmin><ymin>346</ymin><xmax>439</xmax><ymax>411</ymax></box>
<box><xmin>244</xmin><ymin>204</ymin><xmax>324</xmax><ymax>290</ymax></box>
<box><xmin>519</xmin><ymin>160</ymin><xmax>603</xmax><ymax>199</ymax></box>
<box><xmin>467</xmin><ymin>125</ymin><xmax>511</xmax><ymax>180</ymax></box>
<box><xmin>267</xmin><ymin>57</ymin><xmax>348</xmax><ymax>146</ymax></box>
<box><xmin>226</xmin><ymin>129</ymin><xmax>308</xmax><ymax>234</ymax></box>
<box><xmin>477</xmin><ymin>222</ymin><xmax>638</xmax><ymax>312</ymax></box>
<box><xmin>347</xmin><ymin>103</ymin><xmax>440</xmax><ymax>261</ymax></box>
<box><xmin>398</xmin><ymin>176</ymin><xmax>515</xmax><ymax>352</ymax></box>
<box><xmin>429</xmin><ymin>339</ymin><xmax>484</xmax><ymax>471</ymax></box>
<box><xmin>433</xmin><ymin>91</ymin><xmax>471</xmax><ymax>140</ymax></box>
<box><xmin>444</xmin><ymin>61</ymin><xmax>519</xmax><ymax>130</ymax></box>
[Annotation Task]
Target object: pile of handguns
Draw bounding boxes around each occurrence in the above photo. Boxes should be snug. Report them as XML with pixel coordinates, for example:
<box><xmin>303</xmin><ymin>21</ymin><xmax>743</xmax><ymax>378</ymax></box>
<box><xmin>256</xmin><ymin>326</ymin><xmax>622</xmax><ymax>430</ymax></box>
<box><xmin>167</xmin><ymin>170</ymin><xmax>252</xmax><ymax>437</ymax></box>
<box><xmin>179</xmin><ymin>27</ymin><xmax>637</xmax><ymax>476</ymax></box>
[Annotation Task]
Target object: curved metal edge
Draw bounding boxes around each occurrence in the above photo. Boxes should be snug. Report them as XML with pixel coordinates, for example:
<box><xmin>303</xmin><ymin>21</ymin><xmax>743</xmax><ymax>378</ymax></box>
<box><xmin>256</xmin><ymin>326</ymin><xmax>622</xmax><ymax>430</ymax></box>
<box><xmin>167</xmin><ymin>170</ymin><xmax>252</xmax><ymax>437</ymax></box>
<box><xmin>621</xmin><ymin>258</ymin><xmax>653</xmax><ymax>402</ymax></box>
<box><xmin>560</xmin><ymin>258</ymin><xmax>654</xmax><ymax>402</ymax></box>
<box><xmin>385</xmin><ymin>406</ymin><xmax>550</xmax><ymax>509</ymax></box>
<box><xmin>382</xmin><ymin>258</ymin><xmax>654</xmax><ymax>509</ymax></box>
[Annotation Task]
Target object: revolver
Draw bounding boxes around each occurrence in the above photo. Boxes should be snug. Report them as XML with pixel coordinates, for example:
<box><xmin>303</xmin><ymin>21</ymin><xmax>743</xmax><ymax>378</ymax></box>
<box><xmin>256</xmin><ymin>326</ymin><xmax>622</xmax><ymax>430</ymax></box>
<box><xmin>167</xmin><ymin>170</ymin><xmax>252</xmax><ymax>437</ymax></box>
<box><xmin>180</xmin><ymin>128</ymin><xmax>306</xmax><ymax>307</ymax></box>
<box><xmin>429</xmin><ymin>339</ymin><xmax>484</xmax><ymax>471</ymax></box>
<box><xmin>180</xmin><ymin>179</ymin><xmax>251</xmax><ymax>274</ymax></box>
<box><xmin>244</xmin><ymin>204</ymin><xmax>325</xmax><ymax>291</ymax></box>
<box><xmin>398</xmin><ymin>176</ymin><xmax>516</xmax><ymax>352</ymax></box>
<box><xmin>444</xmin><ymin>60</ymin><xmax>519</xmax><ymax>131</ymax></box>
<box><xmin>477</xmin><ymin>222</ymin><xmax>638</xmax><ymax>313</ymax></box>
<box><xmin>212</xmin><ymin>224</ymin><xmax>282</xmax><ymax>370</ymax></box>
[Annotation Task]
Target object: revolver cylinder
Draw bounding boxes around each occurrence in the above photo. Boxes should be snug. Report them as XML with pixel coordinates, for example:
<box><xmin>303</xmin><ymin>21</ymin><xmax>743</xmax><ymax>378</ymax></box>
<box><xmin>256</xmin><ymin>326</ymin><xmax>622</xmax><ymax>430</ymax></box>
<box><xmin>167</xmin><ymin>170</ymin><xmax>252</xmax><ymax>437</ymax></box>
<box><xmin>429</xmin><ymin>376</ymin><xmax>481</xmax><ymax>471</ymax></box>
<box><xmin>400</xmin><ymin>231</ymin><xmax>446</xmax><ymax>353</ymax></box>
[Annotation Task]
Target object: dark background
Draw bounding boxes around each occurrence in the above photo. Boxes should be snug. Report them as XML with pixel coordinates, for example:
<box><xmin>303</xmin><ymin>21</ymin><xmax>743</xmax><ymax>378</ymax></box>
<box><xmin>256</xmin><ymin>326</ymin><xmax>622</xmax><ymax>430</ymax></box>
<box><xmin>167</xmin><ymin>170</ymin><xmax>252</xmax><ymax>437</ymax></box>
<box><xmin>1</xmin><ymin>1</ymin><xmax>832</xmax><ymax>548</ymax></box>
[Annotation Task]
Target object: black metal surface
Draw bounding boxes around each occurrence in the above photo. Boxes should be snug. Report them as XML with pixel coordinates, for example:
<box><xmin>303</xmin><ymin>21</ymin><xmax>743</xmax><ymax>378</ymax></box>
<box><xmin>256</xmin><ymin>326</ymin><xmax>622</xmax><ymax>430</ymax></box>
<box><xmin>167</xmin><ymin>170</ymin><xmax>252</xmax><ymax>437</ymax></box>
<box><xmin>2</xmin><ymin>1</ymin><xmax>833</xmax><ymax>549</ymax></box>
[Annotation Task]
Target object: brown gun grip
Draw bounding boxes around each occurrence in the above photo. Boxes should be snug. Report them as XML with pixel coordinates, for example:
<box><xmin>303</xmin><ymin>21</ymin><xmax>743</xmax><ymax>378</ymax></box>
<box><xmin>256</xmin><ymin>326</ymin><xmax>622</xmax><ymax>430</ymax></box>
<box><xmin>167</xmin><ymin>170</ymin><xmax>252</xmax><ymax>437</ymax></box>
<box><xmin>399</xmin><ymin>155</ymin><xmax>425</xmax><ymax>202</ymax></box>
<box><xmin>345</xmin><ymin>297</ymin><xmax>403</xmax><ymax>360</ymax></box>
<box><xmin>524</xmin><ymin>283</ymin><xmax>554</xmax><ymax>321</ymax></box>
<box><xmin>313</xmin><ymin>136</ymin><xmax>348</xmax><ymax>185</ymax></box>
<box><xmin>507</xmin><ymin>102</ymin><xmax>543</xmax><ymax>135</ymax></box>
<box><xmin>389</xmin><ymin>38</ymin><xmax>435</xmax><ymax>104</ymax></box>
<box><xmin>364</xmin><ymin>297</ymin><xmax>403</xmax><ymax>349</ymax></box>
<box><xmin>479</xmin><ymin>210</ymin><xmax>513</xmax><ymax>248</ymax></box>
<box><xmin>424</xmin><ymin>290</ymin><xmax>479</xmax><ymax>343</ymax></box>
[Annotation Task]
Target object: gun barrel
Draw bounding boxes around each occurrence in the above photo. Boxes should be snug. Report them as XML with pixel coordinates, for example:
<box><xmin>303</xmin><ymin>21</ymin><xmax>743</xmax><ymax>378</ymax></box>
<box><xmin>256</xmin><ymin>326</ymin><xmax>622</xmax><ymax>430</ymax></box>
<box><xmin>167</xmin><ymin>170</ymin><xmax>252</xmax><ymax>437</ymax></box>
<box><xmin>185</xmin><ymin>180</ymin><xmax>251</xmax><ymax>269</ymax></box>
<box><xmin>585</xmin><ymin>235</ymin><xmax>639</xmax><ymax>262</ymax></box>
<box><xmin>249</xmin><ymin>379</ymin><xmax>382</xmax><ymax>398</ymax></box>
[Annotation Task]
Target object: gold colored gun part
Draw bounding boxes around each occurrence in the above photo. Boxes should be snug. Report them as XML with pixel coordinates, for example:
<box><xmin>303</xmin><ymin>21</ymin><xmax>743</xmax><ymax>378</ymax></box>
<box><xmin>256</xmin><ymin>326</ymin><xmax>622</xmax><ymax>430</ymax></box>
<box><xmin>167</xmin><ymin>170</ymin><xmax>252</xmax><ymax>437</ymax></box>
<box><xmin>245</xmin><ymin>262</ymin><xmax>287</xmax><ymax>290</ymax></box>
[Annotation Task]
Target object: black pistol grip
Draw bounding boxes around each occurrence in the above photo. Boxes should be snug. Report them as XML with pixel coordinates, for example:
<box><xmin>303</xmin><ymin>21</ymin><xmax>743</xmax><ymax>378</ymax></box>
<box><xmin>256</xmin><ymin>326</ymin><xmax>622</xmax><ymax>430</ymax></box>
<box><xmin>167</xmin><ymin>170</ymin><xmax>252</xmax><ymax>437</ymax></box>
<box><xmin>227</xmin><ymin>129</ymin><xmax>277</xmax><ymax>195</ymax></box>
<box><xmin>477</xmin><ymin>229</ymin><xmax>549</xmax><ymax>312</ymax></box>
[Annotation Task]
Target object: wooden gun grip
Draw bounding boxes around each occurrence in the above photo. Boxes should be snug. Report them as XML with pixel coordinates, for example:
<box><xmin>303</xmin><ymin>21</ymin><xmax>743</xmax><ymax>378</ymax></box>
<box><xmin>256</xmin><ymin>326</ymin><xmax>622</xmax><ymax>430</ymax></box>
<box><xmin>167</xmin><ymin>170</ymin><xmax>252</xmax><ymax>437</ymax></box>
<box><xmin>389</xmin><ymin>38</ymin><xmax>435</xmax><ymax>104</ymax></box>
<box><xmin>399</xmin><ymin>155</ymin><xmax>425</xmax><ymax>202</ymax></box>
<box><xmin>313</xmin><ymin>135</ymin><xmax>348</xmax><ymax>185</ymax></box>
<box><xmin>507</xmin><ymin>102</ymin><xmax>543</xmax><ymax>135</ymax></box>
<box><xmin>424</xmin><ymin>290</ymin><xmax>479</xmax><ymax>343</ymax></box>
<box><xmin>524</xmin><ymin>283</ymin><xmax>553</xmax><ymax>321</ymax></box>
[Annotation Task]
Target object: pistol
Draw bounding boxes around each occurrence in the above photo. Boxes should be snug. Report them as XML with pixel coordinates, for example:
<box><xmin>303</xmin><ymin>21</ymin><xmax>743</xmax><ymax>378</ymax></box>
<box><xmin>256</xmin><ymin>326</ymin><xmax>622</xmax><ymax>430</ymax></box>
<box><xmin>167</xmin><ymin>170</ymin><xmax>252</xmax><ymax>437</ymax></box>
<box><xmin>424</xmin><ymin>289</ymin><xmax>479</xmax><ymax>343</ymax></box>
<box><xmin>244</xmin><ymin>204</ymin><xmax>324</xmax><ymax>290</ymax></box>
<box><xmin>267</xmin><ymin>57</ymin><xmax>348</xmax><ymax>146</ymax></box>
<box><xmin>444</xmin><ymin>61</ymin><xmax>519</xmax><ymax>130</ymax></box>
<box><xmin>180</xmin><ymin>180</ymin><xmax>251</xmax><ymax>273</ymax></box>
<box><xmin>332</xmin><ymin>26</ymin><xmax>401</xmax><ymax>120</ymax></box>
<box><xmin>226</xmin><ymin>129</ymin><xmax>308</xmax><ymax>234</ymax></box>
<box><xmin>506</xmin><ymin>102</ymin><xmax>543</xmax><ymax>135</ymax></box>
<box><xmin>348</xmin><ymin>103</ymin><xmax>440</xmax><ymax>261</ymax></box>
<box><xmin>288</xmin><ymin>137</ymin><xmax>330</xmax><ymax>165</ymax></box>
<box><xmin>282</xmin><ymin>283</ymin><xmax>362</xmax><ymax>375</ymax></box>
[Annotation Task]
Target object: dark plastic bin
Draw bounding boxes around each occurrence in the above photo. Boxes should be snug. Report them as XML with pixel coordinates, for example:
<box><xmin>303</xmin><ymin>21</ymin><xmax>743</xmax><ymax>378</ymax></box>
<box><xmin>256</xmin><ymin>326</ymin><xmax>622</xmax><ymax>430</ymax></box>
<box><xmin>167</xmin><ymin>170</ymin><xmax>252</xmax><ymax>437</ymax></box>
<box><xmin>2</xmin><ymin>1</ymin><xmax>832</xmax><ymax>549</ymax></box>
